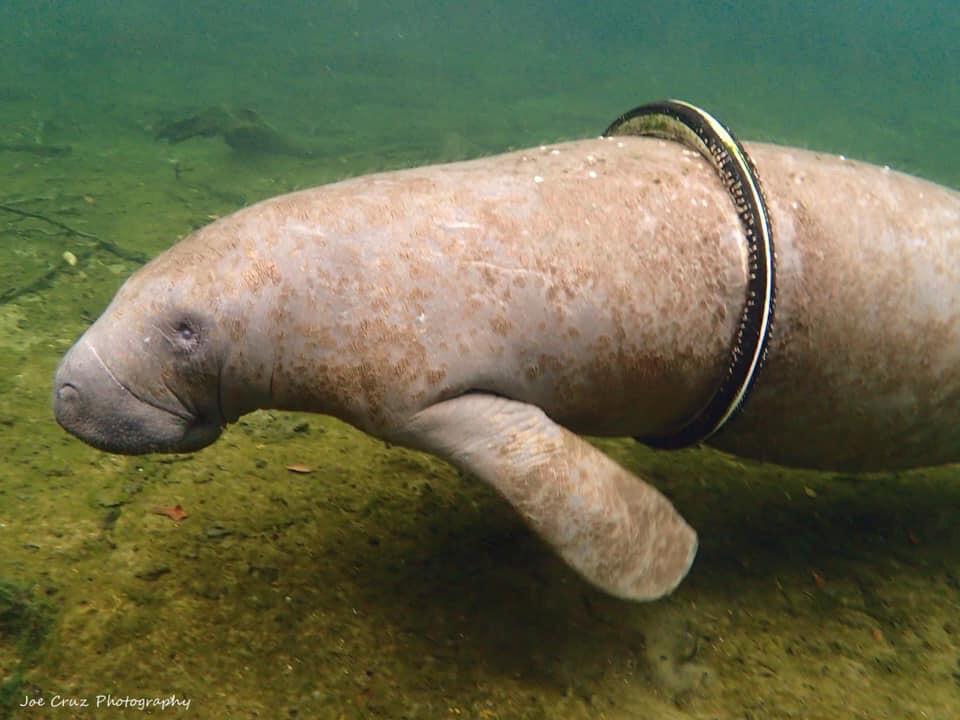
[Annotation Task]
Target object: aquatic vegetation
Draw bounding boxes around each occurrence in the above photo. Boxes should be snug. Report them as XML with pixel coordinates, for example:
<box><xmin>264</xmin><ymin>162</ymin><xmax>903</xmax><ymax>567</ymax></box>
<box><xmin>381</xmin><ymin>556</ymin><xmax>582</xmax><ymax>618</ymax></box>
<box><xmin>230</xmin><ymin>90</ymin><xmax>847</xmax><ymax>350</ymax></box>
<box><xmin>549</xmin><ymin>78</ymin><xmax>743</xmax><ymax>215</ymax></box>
<box><xmin>0</xmin><ymin>580</ymin><xmax>57</xmax><ymax>719</ymax></box>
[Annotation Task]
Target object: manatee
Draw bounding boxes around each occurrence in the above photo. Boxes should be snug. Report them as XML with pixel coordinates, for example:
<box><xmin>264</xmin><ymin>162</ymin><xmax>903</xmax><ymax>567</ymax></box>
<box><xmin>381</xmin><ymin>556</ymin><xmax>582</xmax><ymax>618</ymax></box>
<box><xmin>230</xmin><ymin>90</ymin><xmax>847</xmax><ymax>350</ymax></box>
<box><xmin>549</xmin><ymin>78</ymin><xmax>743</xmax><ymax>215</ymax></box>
<box><xmin>53</xmin><ymin>103</ymin><xmax>960</xmax><ymax>601</ymax></box>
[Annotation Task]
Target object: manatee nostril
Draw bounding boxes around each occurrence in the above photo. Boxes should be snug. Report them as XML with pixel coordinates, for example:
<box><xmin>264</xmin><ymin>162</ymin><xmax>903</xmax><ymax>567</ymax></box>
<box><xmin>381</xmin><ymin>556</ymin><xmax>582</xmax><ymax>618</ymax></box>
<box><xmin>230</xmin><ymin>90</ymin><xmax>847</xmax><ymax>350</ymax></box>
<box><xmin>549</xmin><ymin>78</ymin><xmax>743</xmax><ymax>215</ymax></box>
<box><xmin>57</xmin><ymin>382</ymin><xmax>80</xmax><ymax>403</ymax></box>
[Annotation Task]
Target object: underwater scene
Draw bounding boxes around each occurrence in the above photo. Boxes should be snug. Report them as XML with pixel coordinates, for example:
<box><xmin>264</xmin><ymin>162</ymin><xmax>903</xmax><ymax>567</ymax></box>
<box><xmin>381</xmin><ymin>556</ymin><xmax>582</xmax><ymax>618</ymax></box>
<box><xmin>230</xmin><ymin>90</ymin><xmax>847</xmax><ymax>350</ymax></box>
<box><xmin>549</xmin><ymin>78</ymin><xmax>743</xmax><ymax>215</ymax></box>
<box><xmin>2</xmin><ymin>1</ymin><xmax>960</xmax><ymax>717</ymax></box>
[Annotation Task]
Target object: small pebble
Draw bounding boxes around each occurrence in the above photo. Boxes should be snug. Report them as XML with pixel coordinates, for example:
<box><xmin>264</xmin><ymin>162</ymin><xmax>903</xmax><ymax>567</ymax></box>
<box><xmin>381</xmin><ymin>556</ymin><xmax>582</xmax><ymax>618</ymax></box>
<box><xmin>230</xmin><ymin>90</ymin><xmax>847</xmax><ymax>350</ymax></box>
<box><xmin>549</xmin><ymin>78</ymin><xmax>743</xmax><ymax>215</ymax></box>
<box><xmin>62</xmin><ymin>251</ymin><xmax>77</xmax><ymax>266</ymax></box>
<box><xmin>135</xmin><ymin>565</ymin><xmax>171</xmax><ymax>581</ymax></box>
<box><xmin>205</xmin><ymin>524</ymin><xmax>233</xmax><ymax>538</ymax></box>
<box><xmin>286</xmin><ymin>463</ymin><xmax>313</xmax><ymax>474</ymax></box>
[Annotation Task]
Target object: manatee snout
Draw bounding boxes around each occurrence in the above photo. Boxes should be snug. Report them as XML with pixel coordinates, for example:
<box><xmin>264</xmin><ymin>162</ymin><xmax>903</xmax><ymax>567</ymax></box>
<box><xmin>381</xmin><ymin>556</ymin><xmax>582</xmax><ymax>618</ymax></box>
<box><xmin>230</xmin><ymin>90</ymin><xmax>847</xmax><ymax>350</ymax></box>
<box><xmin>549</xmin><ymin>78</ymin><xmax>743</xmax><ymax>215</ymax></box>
<box><xmin>53</xmin><ymin>336</ymin><xmax>222</xmax><ymax>455</ymax></box>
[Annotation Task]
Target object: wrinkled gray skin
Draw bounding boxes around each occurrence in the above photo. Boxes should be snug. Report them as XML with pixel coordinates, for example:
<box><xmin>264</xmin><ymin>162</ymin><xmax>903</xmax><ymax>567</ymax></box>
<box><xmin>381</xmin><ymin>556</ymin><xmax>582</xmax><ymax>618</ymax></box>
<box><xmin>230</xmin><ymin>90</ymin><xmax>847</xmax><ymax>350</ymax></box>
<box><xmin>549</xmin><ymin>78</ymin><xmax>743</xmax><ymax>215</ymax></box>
<box><xmin>54</xmin><ymin>136</ymin><xmax>960</xmax><ymax>601</ymax></box>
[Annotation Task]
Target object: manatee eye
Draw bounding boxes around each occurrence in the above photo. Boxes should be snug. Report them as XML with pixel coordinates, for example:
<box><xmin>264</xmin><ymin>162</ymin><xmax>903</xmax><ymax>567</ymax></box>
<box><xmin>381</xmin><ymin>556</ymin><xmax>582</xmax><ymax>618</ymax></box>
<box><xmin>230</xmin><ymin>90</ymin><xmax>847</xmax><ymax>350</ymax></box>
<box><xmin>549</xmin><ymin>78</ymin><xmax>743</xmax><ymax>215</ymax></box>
<box><xmin>172</xmin><ymin>318</ymin><xmax>201</xmax><ymax>351</ymax></box>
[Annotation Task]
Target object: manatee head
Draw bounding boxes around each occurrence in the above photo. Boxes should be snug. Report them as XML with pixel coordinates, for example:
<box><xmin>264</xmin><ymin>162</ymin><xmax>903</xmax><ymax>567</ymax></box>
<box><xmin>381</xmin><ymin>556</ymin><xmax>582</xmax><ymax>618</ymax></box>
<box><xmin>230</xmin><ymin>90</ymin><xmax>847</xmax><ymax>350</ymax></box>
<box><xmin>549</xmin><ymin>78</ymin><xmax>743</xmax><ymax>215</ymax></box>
<box><xmin>53</xmin><ymin>256</ymin><xmax>237</xmax><ymax>455</ymax></box>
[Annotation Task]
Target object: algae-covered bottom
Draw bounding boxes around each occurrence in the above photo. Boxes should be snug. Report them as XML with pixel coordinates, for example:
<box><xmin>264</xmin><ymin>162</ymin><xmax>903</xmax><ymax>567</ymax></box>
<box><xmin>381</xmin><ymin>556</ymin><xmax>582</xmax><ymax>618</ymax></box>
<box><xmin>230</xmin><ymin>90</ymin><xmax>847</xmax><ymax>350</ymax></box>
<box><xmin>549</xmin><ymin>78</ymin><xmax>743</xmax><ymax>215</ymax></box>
<box><xmin>5</xmin><ymin>391</ymin><xmax>960</xmax><ymax>719</ymax></box>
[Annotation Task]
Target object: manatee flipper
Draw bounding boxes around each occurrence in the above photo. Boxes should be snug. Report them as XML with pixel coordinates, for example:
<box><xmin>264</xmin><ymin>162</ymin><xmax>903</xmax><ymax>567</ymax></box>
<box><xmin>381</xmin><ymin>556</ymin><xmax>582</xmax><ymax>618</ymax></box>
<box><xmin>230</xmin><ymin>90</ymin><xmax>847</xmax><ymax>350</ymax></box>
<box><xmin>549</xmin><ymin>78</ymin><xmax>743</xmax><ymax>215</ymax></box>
<box><xmin>397</xmin><ymin>393</ymin><xmax>698</xmax><ymax>601</ymax></box>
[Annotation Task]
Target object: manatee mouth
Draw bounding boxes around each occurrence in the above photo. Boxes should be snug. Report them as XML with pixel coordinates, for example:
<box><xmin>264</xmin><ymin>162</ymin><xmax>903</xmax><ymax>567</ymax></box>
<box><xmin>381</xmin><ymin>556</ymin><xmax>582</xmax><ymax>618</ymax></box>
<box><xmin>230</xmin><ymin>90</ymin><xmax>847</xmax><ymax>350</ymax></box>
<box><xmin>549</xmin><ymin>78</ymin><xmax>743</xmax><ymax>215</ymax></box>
<box><xmin>54</xmin><ymin>381</ymin><xmax>222</xmax><ymax>455</ymax></box>
<box><xmin>53</xmin><ymin>339</ymin><xmax>223</xmax><ymax>455</ymax></box>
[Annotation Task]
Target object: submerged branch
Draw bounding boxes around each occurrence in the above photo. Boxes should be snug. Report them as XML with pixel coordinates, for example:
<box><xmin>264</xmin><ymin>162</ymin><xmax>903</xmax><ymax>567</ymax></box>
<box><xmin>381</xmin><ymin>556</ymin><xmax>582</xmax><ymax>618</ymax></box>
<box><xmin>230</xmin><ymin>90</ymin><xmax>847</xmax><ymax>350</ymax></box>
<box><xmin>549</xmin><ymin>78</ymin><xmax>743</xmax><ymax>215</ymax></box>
<box><xmin>0</xmin><ymin>142</ymin><xmax>72</xmax><ymax>157</ymax></box>
<box><xmin>0</xmin><ymin>202</ymin><xmax>149</xmax><ymax>305</ymax></box>
<box><xmin>0</xmin><ymin>203</ymin><xmax>149</xmax><ymax>264</ymax></box>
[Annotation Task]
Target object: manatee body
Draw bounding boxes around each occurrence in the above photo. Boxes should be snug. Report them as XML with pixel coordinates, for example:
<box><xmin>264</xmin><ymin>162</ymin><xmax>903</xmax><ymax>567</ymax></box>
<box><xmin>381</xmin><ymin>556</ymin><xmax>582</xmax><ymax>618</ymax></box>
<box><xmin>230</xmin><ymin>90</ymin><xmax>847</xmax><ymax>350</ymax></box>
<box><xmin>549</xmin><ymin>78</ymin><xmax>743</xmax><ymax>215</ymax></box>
<box><xmin>53</xmin><ymin>135</ymin><xmax>960</xmax><ymax>600</ymax></box>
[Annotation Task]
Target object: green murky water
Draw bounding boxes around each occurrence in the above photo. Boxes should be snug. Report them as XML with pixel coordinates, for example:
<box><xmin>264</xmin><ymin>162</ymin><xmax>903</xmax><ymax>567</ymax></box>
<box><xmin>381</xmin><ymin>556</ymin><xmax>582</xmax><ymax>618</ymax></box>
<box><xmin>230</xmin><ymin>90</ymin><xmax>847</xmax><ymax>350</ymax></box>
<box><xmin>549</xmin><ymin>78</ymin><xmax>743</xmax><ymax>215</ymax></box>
<box><xmin>1</xmin><ymin>2</ymin><xmax>959</xmax><ymax>717</ymax></box>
